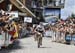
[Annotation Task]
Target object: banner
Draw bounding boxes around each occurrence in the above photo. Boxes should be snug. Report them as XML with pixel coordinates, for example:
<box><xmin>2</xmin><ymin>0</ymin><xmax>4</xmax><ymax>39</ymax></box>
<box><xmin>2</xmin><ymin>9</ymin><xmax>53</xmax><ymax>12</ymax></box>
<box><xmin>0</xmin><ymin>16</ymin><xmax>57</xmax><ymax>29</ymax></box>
<box><xmin>6</xmin><ymin>11</ymin><xmax>18</xmax><ymax>18</ymax></box>
<box><xmin>24</xmin><ymin>17</ymin><xmax>32</xmax><ymax>23</ymax></box>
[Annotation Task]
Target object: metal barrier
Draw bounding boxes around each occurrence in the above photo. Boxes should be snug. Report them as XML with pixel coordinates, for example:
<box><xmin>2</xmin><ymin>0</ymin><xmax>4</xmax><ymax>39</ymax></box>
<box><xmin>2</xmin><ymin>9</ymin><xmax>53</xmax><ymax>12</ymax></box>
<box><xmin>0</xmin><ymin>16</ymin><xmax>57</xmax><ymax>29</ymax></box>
<box><xmin>65</xmin><ymin>34</ymin><xmax>72</xmax><ymax>44</ymax></box>
<box><xmin>0</xmin><ymin>31</ymin><xmax>12</xmax><ymax>49</ymax></box>
<box><xmin>51</xmin><ymin>30</ymin><xmax>73</xmax><ymax>44</ymax></box>
<box><xmin>71</xmin><ymin>34</ymin><xmax>75</xmax><ymax>45</ymax></box>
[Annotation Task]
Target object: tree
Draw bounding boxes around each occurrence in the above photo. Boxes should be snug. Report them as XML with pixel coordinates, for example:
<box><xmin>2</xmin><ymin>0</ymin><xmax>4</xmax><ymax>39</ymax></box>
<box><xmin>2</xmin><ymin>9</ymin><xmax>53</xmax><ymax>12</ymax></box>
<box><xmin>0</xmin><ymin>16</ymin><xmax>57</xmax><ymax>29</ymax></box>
<box><xmin>70</xmin><ymin>13</ymin><xmax>75</xmax><ymax>18</ymax></box>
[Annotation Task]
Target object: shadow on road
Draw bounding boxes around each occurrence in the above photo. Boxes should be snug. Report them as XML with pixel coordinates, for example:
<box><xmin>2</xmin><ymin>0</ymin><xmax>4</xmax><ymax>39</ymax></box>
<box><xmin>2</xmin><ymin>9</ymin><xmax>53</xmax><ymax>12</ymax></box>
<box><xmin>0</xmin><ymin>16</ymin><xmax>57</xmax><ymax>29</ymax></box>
<box><xmin>0</xmin><ymin>40</ymin><xmax>23</xmax><ymax>53</ymax></box>
<box><xmin>40</xmin><ymin>46</ymin><xmax>51</xmax><ymax>48</ymax></box>
<box><xmin>19</xmin><ymin>36</ymin><xmax>32</xmax><ymax>39</ymax></box>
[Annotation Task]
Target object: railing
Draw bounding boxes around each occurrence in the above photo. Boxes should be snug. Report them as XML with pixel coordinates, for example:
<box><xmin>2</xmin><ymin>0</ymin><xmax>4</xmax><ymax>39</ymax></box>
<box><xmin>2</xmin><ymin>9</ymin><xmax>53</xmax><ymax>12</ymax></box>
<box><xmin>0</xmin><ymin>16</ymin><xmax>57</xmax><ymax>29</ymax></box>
<box><xmin>31</xmin><ymin>0</ymin><xmax>65</xmax><ymax>8</ymax></box>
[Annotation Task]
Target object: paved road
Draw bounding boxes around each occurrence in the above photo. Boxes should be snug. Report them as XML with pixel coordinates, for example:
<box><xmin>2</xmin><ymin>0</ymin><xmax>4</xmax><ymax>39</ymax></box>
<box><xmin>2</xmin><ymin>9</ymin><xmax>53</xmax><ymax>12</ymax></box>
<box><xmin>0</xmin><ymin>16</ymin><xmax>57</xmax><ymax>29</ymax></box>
<box><xmin>0</xmin><ymin>36</ymin><xmax>75</xmax><ymax>53</ymax></box>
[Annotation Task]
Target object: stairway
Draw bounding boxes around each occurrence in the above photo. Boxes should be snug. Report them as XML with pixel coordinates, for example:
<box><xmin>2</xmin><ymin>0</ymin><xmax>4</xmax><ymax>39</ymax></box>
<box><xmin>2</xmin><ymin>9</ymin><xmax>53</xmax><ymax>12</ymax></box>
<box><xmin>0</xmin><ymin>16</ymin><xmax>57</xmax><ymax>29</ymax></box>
<box><xmin>10</xmin><ymin>0</ymin><xmax>36</xmax><ymax>17</ymax></box>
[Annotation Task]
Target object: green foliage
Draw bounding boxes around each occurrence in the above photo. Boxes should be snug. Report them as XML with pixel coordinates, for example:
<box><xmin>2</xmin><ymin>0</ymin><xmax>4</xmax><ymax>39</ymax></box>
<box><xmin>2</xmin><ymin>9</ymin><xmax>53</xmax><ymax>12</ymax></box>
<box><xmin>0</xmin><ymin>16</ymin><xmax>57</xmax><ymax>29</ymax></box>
<box><xmin>70</xmin><ymin>13</ymin><xmax>75</xmax><ymax>18</ymax></box>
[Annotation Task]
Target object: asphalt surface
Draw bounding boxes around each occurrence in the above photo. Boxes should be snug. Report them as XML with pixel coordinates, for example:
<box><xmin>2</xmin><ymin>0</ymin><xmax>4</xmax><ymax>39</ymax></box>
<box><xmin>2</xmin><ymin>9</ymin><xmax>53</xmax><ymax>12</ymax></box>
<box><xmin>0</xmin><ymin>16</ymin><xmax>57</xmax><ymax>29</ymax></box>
<box><xmin>0</xmin><ymin>36</ymin><xmax>75</xmax><ymax>53</ymax></box>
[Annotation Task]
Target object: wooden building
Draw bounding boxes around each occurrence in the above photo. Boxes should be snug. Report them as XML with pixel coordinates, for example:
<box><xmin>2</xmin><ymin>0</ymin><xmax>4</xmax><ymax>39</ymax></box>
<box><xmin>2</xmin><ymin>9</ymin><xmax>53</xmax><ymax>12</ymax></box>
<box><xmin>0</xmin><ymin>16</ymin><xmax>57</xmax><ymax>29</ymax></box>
<box><xmin>0</xmin><ymin>0</ymin><xmax>36</xmax><ymax>17</ymax></box>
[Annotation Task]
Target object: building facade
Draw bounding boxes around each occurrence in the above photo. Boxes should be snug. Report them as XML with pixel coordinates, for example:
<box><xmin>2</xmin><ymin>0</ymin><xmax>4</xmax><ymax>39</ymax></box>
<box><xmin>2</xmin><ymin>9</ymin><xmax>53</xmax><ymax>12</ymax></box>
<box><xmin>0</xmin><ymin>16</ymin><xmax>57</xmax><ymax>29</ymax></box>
<box><xmin>0</xmin><ymin>0</ymin><xmax>65</xmax><ymax>23</ymax></box>
<box><xmin>31</xmin><ymin>0</ymin><xmax>65</xmax><ymax>22</ymax></box>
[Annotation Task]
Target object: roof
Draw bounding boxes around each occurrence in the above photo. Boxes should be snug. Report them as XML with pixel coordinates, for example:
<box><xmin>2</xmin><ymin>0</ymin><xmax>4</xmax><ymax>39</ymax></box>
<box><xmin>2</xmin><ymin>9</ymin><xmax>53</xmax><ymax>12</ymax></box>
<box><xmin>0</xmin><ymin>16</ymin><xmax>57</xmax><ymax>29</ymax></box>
<box><xmin>10</xmin><ymin>0</ymin><xmax>36</xmax><ymax>17</ymax></box>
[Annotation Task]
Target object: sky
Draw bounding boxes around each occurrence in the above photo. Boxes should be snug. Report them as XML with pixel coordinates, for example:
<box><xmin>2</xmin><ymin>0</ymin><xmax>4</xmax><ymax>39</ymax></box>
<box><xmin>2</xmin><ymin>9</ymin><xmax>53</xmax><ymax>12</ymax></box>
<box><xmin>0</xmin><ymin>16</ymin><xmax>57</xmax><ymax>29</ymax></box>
<box><xmin>61</xmin><ymin>0</ymin><xmax>75</xmax><ymax>20</ymax></box>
